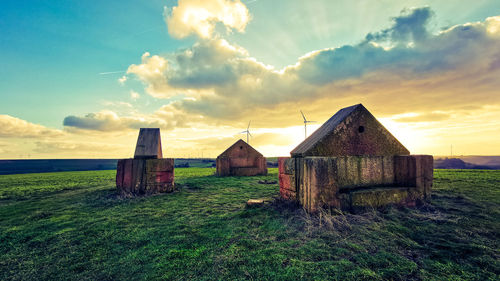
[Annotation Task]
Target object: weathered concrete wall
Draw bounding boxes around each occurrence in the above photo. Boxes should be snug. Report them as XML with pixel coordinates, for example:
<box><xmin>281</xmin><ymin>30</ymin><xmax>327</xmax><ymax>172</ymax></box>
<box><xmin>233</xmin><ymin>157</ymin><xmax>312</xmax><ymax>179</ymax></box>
<box><xmin>291</xmin><ymin>105</ymin><xmax>410</xmax><ymax>157</ymax></box>
<box><xmin>300</xmin><ymin>157</ymin><xmax>341</xmax><ymax>212</ymax></box>
<box><xmin>116</xmin><ymin>158</ymin><xmax>174</xmax><ymax>196</ymax></box>
<box><xmin>134</xmin><ymin>128</ymin><xmax>163</xmax><ymax>159</ymax></box>
<box><xmin>278</xmin><ymin>155</ymin><xmax>433</xmax><ymax>212</ymax></box>
<box><xmin>278</xmin><ymin>157</ymin><xmax>296</xmax><ymax>200</ymax></box>
<box><xmin>331</xmin><ymin>156</ymin><xmax>395</xmax><ymax>190</ymax></box>
<box><xmin>394</xmin><ymin>155</ymin><xmax>433</xmax><ymax>200</ymax></box>
<box><xmin>216</xmin><ymin>139</ymin><xmax>267</xmax><ymax>177</ymax></box>
<box><xmin>216</xmin><ymin>156</ymin><xmax>267</xmax><ymax>176</ymax></box>
<box><xmin>216</xmin><ymin>157</ymin><xmax>231</xmax><ymax>176</ymax></box>
<box><xmin>339</xmin><ymin>187</ymin><xmax>422</xmax><ymax>210</ymax></box>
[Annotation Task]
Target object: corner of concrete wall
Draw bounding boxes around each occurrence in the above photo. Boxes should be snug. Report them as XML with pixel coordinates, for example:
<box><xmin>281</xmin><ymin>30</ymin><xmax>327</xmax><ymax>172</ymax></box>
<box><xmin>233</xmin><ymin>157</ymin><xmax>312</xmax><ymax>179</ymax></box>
<box><xmin>300</xmin><ymin>157</ymin><xmax>341</xmax><ymax>213</ymax></box>
<box><xmin>257</xmin><ymin>156</ymin><xmax>268</xmax><ymax>175</ymax></box>
<box><xmin>394</xmin><ymin>155</ymin><xmax>433</xmax><ymax>201</ymax></box>
<box><xmin>278</xmin><ymin>157</ymin><xmax>297</xmax><ymax>201</ymax></box>
<box><xmin>216</xmin><ymin>157</ymin><xmax>230</xmax><ymax>176</ymax></box>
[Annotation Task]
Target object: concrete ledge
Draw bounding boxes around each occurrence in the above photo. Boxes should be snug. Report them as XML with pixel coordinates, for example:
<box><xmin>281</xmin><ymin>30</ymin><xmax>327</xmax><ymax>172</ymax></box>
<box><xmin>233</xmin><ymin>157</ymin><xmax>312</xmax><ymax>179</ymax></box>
<box><xmin>340</xmin><ymin>186</ymin><xmax>421</xmax><ymax>210</ymax></box>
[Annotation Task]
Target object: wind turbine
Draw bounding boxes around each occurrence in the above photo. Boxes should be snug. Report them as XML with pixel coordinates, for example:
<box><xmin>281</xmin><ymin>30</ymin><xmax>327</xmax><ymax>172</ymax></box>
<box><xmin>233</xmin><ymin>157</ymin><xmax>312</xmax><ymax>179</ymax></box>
<box><xmin>300</xmin><ymin>110</ymin><xmax>316</xmax><ymax>139</ymax></box>
<box><xmin>240</xmin><ymin>120</ymin><xmax>252</xmax><ymax>143</ymax></box>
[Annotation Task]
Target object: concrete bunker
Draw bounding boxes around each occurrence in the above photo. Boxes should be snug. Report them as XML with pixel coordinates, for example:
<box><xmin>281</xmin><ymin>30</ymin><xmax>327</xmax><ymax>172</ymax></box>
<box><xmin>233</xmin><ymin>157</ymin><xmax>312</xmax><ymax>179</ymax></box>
<box><xmin>216</xmin><ymin>139</ymin><xmax>267</xmax><ymax>176</ymax></box>
<box><xmin>278</xmin><ymin>104</ymin><xmax>433</xmax><ymax>212</ymax></box>
<box><xmin>116</xmin><ymin>128</ymin><xmax>175</xmax><ymax>196</ymax></box>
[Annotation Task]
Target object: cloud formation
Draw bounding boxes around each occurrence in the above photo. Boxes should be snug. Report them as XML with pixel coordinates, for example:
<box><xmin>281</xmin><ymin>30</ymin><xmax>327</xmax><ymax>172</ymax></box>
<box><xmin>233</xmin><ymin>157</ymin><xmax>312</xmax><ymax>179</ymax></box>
<box><xmin>365</xmin><ymin>7</ymin><xmax>434</xmax><ymax>43</ymax></box>
<box><xmin>63</xmin><ymin>108</ymin><xmax>190</xmax><ymax>132</ymax></box>
<box><xmin>123</xmin><ymin>6</ymin><xmax>500</xmax><ymax>128</ymax></box>
<box><xmin>57</xmin><ymin>4</ymin><xmax>500</xmax><ymax>156</ymax></box>
<box><xmin>126</xmin><ymin>52</ymin><xmax>171</xmax><ymax>98</ymax></box>
<box><xmin>392</xmin><ymin>112</ymin><xmax>450</xmax><ymax>123</ymax></box>
<box><xmin>0</xmin><ymin>115</ymin><xmax>64</xmax><ymax>138</ymax></box>
<box><xmin>165</xmin><ymin>0</ymin><xmax>250</xmax><ymax>39</ymax></box>
<box><xmin>33</xmin><ymin>140</ymin><xmax>127</xmax><ymax>154</ymax></box>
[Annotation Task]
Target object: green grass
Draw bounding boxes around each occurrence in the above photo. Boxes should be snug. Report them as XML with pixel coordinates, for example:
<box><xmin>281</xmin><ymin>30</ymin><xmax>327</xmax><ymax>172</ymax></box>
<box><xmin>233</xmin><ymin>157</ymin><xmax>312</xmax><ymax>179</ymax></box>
<box><xmin>0</xmin><ymin>168</ymin><xmax>499</xmax><ymax>280</ymax></box>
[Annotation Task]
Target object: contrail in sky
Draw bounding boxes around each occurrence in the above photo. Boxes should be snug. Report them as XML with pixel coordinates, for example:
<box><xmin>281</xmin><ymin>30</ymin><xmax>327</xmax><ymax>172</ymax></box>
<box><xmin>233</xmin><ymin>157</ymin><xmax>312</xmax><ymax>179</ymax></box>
<box><xmin>98</xmin><ymin>70</ymin><xmax>126</xmax><ymax>75</ymax></box>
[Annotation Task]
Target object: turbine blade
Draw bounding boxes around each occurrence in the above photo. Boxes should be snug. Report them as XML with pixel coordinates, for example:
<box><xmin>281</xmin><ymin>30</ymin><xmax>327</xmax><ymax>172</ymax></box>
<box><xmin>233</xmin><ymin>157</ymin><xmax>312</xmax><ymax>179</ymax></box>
<box><xmin>248</xmin><ymin>132</ymin><xmax>252</xmax><ymax>137</ymax></box>
<box><xmin>247</xmin><ymin>120</ymin><xmax>251</xmax><ymax>130</ymax></box>
<box><xmin>300</xmin><ymin>110</ymin><xmax>306</xmax><ymax>121</ymax></box>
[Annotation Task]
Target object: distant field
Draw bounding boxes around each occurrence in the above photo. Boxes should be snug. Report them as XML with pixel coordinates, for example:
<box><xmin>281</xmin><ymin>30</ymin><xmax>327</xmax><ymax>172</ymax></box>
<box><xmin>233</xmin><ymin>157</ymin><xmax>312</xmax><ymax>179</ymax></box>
<box><xmin>1</xmin><ymin>157</ymin><xmax>497</xmax><ymax>175</ymax></box>
<box><xmin>0</xmin><ymin>159</ymin><xmax>217</xmax><ymax>175</ymax></box>
<box><xmin>0</xmin><ymin>169</ymin><xmax>499</xmax><ymax>280</ymax></box>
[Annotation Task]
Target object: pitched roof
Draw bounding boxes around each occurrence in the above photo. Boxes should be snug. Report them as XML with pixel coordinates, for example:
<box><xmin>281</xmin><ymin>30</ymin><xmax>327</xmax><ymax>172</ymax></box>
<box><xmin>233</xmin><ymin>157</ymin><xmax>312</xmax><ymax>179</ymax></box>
<box><xmin>134</xmin><ymin>128</ymin><xmax>163</xmax><ymax>159</ymax></box>
<box><xmin>218</xmin><ymin>139</ymin><xmax>263</xmax><ymax>158</ymax></box>
<box><xmin>290</xmin><ymin>104</ymin><xmax>410</xmax><ymax>157</ymax></box>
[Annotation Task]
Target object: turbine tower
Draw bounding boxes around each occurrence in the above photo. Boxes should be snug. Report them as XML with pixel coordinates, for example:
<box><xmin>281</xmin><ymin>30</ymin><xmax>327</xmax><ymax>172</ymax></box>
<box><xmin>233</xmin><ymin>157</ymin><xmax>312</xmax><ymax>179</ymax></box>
<box><xmin>240</xmin><ymin>120</ymin><xmax>252</xmax><ymax>143</ymax></box>
<box><xmin>300</xmin><ymin>110</ymin><xmax>316</xmax><ymax>139</ymax></box>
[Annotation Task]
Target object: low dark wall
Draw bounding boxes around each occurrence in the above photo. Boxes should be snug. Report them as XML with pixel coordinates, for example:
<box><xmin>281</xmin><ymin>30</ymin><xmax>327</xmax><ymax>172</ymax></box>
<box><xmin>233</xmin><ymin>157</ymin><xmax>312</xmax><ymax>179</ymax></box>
<box><xmin>0</xmin><ymin>159</ymin><xmax>118</xmax><ymax>175</ymax></box>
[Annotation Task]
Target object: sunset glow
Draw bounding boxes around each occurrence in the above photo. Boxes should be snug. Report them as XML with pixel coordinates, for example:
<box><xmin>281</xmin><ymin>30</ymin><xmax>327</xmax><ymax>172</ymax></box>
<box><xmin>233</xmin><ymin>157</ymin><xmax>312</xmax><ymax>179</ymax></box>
<box><xmin>1</xmin><ymin>0</ymin><xmax>499</xmax><ymax>159</ymax></box>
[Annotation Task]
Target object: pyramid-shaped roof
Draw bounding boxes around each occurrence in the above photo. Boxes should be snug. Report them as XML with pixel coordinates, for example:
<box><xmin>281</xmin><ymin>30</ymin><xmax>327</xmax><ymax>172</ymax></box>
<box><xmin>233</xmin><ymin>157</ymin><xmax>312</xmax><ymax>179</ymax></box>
<box><xmin>291</xmin><ymin>104</ymin><xmax>409</xmax><ymax>157</ymax></box>
<box><xmin>134</xmin><ymin>128</ymin><xmax>163</xmax><ymax>159</ymax></box>
<box><xmin>218</xmin><ymin>139</ymin><xmax>263</xmax><ymax>158</ymax></box>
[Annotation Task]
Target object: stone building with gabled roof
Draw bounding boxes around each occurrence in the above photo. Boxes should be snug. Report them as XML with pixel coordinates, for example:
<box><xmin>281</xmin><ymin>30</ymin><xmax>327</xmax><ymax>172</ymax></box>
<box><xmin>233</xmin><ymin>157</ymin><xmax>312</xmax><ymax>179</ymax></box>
<box><xmin>291</xmin><ymin>104</ymin><xmax>409</xmax><ymax>157</ymax></box>
<box><xmin>216</xmin><ymin>139</ymin><xmax>267</xmax><ymax>176</ymax></box>
<box><xmin>279</xmin><ymin>104</ymin><xmax>433</xmax><ymax>212</ymax></box>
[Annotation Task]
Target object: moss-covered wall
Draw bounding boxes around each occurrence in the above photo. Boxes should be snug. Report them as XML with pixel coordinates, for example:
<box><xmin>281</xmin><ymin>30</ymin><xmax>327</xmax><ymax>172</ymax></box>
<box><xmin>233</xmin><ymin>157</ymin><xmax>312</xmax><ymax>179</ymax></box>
<box><xmin>279</xmin><ymin>155</ymin><xmax>433</xmax><ymax>212</ymax></box>
<box><xmin>297</xmin><ymin>107</ymin><xmax>410</xmax><ymax>157</ymax></box>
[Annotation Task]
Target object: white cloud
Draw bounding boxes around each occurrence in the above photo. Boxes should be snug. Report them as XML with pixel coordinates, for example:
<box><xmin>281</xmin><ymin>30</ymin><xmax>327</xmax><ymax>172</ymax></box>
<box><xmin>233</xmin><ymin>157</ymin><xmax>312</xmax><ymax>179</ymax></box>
<box><xmin>118</xmin><ymin>75</ymin><xmax>127</xmax><ymax>84</ymax></box>
<box><xmin>62</xmin><ymin>106</ymin><xmax>201</xmax><ymax>132</ymax></box>
<box><xmin>126</xmin><ymin>52</ymin><xmax>172</xmax><ymax>98</ymax></box>
<box><xmin>130</xmin><ymin>90</ymin><xmax>140</xmax><ymax>100</ymax></box>
<box><xmin>56</xmin><ymin>8</ymin><xmax>500</xmax><ymax>156</ymax></box>
<box><xmin>101</xmin><ymin>101</ymin><xmax>133</xmax><ymax>108</ymax></box>
<box><xmin>124</xmin><ymin>9</ymin><xmax>500</xmax><ymax>127</ymax></box>
<box><xmin>0</xmin><ymin>115</ymin><xmax>64</xmax><ymax>138</ymax></box>
<box><xmin>165</xmin><ymin>0</ymin><xmax>250</xmax><ymax>39</ymax></box>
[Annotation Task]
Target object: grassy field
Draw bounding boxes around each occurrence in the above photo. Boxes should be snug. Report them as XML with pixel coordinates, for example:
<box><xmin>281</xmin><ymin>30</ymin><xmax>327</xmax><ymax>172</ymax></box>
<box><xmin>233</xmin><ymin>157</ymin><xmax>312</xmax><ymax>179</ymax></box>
<box><xmin>0</xmin><ymin>168</ymin><xmax>499</xmax><ymax>280</ymax></box>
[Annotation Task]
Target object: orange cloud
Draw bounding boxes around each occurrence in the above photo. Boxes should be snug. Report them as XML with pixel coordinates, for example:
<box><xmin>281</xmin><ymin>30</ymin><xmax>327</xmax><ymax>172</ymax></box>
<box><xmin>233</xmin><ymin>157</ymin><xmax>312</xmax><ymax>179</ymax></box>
<box><xmin>0</xmin><ymin>115</ymin><xmax>64</xmax><ymax>138</ymax></box>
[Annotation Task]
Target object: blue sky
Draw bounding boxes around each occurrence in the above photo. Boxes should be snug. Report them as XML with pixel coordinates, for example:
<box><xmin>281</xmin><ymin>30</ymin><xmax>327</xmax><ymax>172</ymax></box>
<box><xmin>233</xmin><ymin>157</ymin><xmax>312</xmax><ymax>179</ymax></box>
<box><xmin>0</xmin><ymin>0</ymin><xmax>499</xmax><ymax>158</ymax></box>
<box><xmin>1</xmin><ymin>0</ymin><xmax>182</xmax><ymax>126</ymax></box>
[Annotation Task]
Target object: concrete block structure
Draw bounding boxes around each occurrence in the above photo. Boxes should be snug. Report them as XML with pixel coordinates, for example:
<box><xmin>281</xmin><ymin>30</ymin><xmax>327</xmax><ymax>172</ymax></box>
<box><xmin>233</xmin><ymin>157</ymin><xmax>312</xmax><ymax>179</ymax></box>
<box><xmin>116</xmin><ymin>128</ymin><xmax>174</xmax><ymax>196</ymax></box>
<box><xmin>216</xmin><ymin>139</ymin><xmax>267</xmax><ymax>176</ymax></box>
<box><xmin>279</xmin><ymin>104</ymin><xmax>433</xmax><ymax>212</ymax></box>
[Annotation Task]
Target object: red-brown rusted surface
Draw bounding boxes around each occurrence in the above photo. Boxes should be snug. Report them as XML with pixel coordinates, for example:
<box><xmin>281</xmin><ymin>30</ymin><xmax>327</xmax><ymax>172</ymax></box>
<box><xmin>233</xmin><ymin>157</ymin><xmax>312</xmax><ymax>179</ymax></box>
<box><xmin>116</xmin><ymin>128</ymin><xmax>174</xmax><ymax>196</ymax></box>
<box><xmin>279</xmin><ymin>174</ymin><xmax>291</xmax><ymax>190</ymax></box>
<box><xmin>216</xmin><ymin>139</ymin><xmax>267</xmax><ymax>176</ymax></box>
<box><xmin>116</xmin><ymin>158</ymin><xmax>174</xmax><ymax>196</ymax></box>
<box><xmin>280</xmin><ymin>188</ymin><xmax>296</xmax><ymax>200</ymax></box>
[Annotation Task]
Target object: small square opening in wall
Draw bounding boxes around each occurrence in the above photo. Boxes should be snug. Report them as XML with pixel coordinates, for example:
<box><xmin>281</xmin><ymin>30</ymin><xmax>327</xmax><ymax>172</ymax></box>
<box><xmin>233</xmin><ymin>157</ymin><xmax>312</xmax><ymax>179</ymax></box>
<box><xmin>358</xmin><ymin>126</ymin><xmax>365</xmax><ymax>133</ymax></box>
